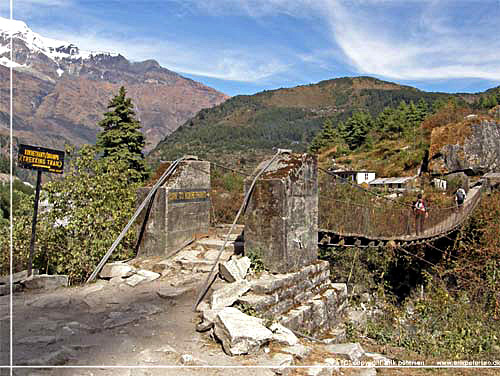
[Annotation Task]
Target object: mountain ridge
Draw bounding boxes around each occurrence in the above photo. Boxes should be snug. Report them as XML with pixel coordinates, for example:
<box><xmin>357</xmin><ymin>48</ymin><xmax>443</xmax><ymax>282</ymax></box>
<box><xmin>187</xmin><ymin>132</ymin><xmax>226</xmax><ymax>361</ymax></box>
<box><xmin>0</xmin><ymin>17</ymin><xmax>229</xmax><ymax>151</ymax></box>
<box><xmin>150</xmin><ymin>76</ymin><xmax>491</xmax><ymax>169</ymax></box>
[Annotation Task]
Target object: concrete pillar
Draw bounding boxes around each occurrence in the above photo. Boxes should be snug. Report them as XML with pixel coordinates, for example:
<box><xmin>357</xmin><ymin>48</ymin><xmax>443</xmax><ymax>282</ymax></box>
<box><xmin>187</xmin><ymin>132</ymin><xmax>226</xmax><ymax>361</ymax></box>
<box><xmin>137</xmin><ymin>158</ymin><xmax>210</xmax><ymax>257</ymax></box>
<box><xmin>244</xmin><ymin>153</ymin><xmax>318</xmax><ymax>273</ymax></box>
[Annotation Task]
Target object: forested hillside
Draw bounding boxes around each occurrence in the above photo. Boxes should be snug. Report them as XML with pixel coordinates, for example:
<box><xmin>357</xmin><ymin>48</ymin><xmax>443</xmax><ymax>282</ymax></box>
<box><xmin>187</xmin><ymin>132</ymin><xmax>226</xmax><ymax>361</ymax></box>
<box><xmin>149</xmin><ymin>76</ymin><xmax>481</xmax><ymax>169</ymax></box>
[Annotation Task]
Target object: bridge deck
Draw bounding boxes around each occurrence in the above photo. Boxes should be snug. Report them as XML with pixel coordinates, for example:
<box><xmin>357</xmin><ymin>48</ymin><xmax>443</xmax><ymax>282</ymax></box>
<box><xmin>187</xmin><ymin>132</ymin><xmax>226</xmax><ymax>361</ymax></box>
<box><xmin>320</xmin><ymin>185</ymin><xmax>482</xmax><ymax>244</ymax></box>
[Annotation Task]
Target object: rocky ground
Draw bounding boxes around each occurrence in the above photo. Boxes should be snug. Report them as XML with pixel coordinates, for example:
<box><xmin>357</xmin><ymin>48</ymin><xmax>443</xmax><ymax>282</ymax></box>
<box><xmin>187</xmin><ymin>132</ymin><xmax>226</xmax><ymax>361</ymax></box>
<box><xmin>1</xmin><ymin>231</ymin><xmax>496</xmax><ymax>376</ymax></box>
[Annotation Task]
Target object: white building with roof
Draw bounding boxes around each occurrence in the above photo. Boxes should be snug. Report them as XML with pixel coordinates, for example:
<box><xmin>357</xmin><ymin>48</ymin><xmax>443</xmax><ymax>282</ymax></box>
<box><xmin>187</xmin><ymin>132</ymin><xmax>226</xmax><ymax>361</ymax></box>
<box><xmin>330</xmin><ymin>169</ymin><xmax>376</xmax><ymax>185</ymax></box>
<box><xmin>369</xmin><ymin>176</ymin><xmax>417</xmax><ymax>191</ymax></box>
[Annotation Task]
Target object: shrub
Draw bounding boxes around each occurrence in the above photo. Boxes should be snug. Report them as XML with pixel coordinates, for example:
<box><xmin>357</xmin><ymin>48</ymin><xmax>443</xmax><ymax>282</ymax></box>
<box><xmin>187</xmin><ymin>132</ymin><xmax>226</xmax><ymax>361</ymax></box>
<box><xmin>1</xmin><ymin>145</ymin><xmax>139</xmax><ymax>283</ymax></box>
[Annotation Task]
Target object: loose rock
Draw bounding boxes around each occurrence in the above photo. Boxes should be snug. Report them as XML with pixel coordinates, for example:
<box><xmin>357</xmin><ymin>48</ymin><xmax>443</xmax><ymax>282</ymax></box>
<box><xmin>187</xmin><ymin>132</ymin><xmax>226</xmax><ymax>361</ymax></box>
<box><xmin>279</xmin><ymin>344</ymin><xmax>311</xmax><ymax>360</ymax></box>
<box><xmin>22</xmin><ymin>274</ymin><xmax>68</xmax><ymax>290</ymax></box>
<box><xmin>219</xmin><ymin>256</ymin><xmax>251</xmax><ymax>282</ymax></box>
<box><xmin>210</xmin><ymin>280</ymin><xmax>250</xmax><ymax>309</ymax></box>
<box><xmin>270</xmin><ymin>323</ymin><xmax>298</xmax><ymax>346</ymax></box>
<box><xmin>325</xmin><ymin>342</ymin><xmax>365</xmax><ymax>362</ymax></box>
<box><xmin>99</xmin><ymin>262</ymin><xmax>134</xmax><ymax>279</ymax></box>
<box><xmin>157</xmin><ymin>286</ymin><xmax>191</xmax><ymax>299</ymax></box>
<box><xmin>214</xmin><ymin>307</ymin><xmax>273</xmax><ymax>355</ymax></box>
<box><xmin>268</xmin><ymin>353</ymin><xmax>294</xmax><ymax>375</ymax></box>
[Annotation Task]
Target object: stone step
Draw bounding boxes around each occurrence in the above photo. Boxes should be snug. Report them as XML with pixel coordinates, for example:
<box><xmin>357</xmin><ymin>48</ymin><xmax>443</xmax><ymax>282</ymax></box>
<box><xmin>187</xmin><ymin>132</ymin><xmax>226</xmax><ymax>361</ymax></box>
<box><xmin>278</xmin><ymin>287</ymin><xmax>347</xmax><ymax>336</ymax></box>
<box><xmin>195</xmin><ymin>238</ymin><xmax>244</xmax><ymax>252</ymax></box>
<box><xmin>173</xmin><ymin>249</ymin><xmax>234</xmax><ymax>272</ymax></box>
<box><xmin>215</xmin><ymin>224</ymin><xmax>245</xmax><ymax>237</ymax></box>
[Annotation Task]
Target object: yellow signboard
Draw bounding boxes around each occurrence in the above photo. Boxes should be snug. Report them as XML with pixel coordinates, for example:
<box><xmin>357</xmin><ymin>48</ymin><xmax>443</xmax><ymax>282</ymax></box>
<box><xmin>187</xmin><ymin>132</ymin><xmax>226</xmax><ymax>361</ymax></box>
<box><xmin>168</xmin><ymin>189</ymin><xmax>209</xmax><ymax>203</ymax></box>
<box><xmin>18</xmin><ymin>144</ymin><xmax>65</xmax><ymax>174</ymax></box>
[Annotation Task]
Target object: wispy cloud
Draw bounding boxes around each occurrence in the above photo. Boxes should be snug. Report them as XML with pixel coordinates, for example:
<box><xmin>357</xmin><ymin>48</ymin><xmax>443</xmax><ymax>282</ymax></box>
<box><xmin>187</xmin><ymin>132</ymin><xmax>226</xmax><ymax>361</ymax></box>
<box><xmin>2</xmin><ymin>0</ymin><xmax>74</xmax><ymax>18</ymax></box>
<box><xmin>9</xmin><ymin>0</ymin><xmax>500</xmax><ymax>86</ymax></box>
<box><xmin>34</xmin><ymin>25</ymin><xmax>289</xmax><ymax>82</ymax></box>
<box><xmin>324</xmin><ymin>0</ymin><xmax>500</xmax><ymax>81</ymax></box>
<box><xmin>185</xmin><ymin>0</ymin><xmax>500</xmax><ymax>82</ymax></box>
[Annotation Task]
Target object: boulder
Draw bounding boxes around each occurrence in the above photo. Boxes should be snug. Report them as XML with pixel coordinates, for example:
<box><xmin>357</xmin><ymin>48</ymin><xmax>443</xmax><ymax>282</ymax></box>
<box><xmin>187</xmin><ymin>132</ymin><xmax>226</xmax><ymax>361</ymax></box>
<box><xmin>270</xmin><ymin>323</ymin><xmax>298</xmax><ymax>346</ymax></box>
<box><xmin>210</xmin><ymin>279</ymin><xmax>250</xmax><ymax>309</ymax></box>
<box><xmin>268</xmin><ymin>353</ymin><xmax>294</xmax><ymax>374</ymax></box>
<box><xmin>0</xmin><ymin>269</ymin><xmax>39</xmax><ymax>285</ymax></box>
<box><xmin>214</xmin><ymin>307</ymin><xmax>273</xmax><ymax>355</ymax></box>
<box><xmin>196</xmin><ymin>308</ymin><xmax>221</xmax><ymax>332</ymax></box>
<box><xmin>219</xmin><ymin>256</ymin><xmax>251</xmax><ymax>282</ymax></box>
<box><xmin>325</xmin><ymin>342</ymin><xmax>365</xmax><ymax>362</ymax></box>
<box><xmin>280</xmin><ymin>344</ymin><xmax>311</xmax><ymax>360</ymax></box>
<box><xmin>99</xmin><ymin>262</ymin><xmax>134</xmax><ymax>279</ymax></box>
<box><xmin>22</xmin><ymin>274</ymin><xmax>68</xmax><ymax>290</ymax></box>
<box><xmin>429</xmin><ymin>120</ymin><xmax>500</xmax><ymax>174</ymax></box>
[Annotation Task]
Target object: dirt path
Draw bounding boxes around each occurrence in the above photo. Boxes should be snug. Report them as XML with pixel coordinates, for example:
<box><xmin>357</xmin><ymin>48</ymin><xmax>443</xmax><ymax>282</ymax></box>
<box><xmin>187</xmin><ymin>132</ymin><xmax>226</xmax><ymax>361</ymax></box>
<box><xmin>1</xmin><ymin>273</ymin><xmax>279</xmax><ymax>376</ymax></box>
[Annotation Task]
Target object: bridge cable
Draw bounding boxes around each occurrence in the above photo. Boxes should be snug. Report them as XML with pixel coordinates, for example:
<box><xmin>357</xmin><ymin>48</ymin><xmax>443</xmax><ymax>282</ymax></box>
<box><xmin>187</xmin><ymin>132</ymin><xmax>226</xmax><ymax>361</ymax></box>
<box><xmin>86</xmin><ymin>156</ymin><xmax>186</xmax><ymax>283</ymax></box>
<box><xmin>192</xmin><ymin>150</ymin><xmax>287</xmax><ymax>311</ymax></box>
<box><xmin>319</xmin><ymin>166</ymin><xmax>481</xmax><ymax>211</ymax></box>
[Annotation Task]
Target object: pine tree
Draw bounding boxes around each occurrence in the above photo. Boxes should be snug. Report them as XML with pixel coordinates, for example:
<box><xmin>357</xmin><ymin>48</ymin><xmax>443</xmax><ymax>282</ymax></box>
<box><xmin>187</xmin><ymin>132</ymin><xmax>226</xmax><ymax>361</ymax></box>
<box><xmin>341</xmin><ymin>111</ymin><xmax>371</xmax><ymax>150</ymax></box>
<box><xmin>416</xmin><ymin>99</ymin><xmax>429</xmax><ymax>122</ymax></box>
<box><xmin>308</xmin><ymin>118</ymin><xmax>338</xmax><ymax>154</ymax></box>
<box><xmin>97</xmin><ymin>86</ymin><xmax>148</xmax><ymax>181</ymax></box>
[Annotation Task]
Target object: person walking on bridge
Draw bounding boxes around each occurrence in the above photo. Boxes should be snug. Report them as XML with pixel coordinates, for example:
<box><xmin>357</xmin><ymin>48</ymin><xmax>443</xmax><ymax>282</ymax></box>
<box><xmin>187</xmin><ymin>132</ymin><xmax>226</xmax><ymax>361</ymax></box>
<box><xmin>413</xmin><ymin>193</ymin><xmax>428</xmax><ymax>236</ymax></box>
<box><xmin>455</xmin><ymin>187</ymin><xmax>467</xmax><ymax>212</ymax></box>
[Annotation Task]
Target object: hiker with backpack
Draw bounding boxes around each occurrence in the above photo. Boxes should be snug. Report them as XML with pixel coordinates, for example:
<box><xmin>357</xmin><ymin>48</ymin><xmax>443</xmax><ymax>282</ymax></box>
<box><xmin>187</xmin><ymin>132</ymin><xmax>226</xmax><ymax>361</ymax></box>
<box><xmin>413</xmin><ymin>193</ymin><xmax>428</xmax><ymax>236</ymax></box>
<box><xmin>455</xmin><ymin>187</ymin><xmax>467</xmax><ymax>211</ymax></box>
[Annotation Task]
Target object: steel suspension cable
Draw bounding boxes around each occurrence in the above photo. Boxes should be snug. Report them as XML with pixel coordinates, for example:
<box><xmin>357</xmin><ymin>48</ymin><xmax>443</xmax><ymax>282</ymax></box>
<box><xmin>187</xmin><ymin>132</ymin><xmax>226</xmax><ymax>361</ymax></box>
<box><xmin>86</xmin><ymin>156</ymin><xmax>186</xmax><ymax>283</ymax></box>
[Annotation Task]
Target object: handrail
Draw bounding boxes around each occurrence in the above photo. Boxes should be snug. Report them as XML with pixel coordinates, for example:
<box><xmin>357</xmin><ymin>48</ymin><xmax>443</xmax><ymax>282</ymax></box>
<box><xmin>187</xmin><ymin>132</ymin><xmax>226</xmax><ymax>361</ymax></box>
<box><xmin>321</xmin><ymin>185</ymin><xmax>482</xmax><ymax>241</ymax></box>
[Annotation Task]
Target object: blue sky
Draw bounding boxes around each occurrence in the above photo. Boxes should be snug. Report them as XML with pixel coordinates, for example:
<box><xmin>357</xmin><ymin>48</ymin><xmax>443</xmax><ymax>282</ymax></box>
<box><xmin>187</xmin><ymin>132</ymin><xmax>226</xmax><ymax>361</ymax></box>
<box><xmin>3</xmin><ymin>0</ymin><xmax>500</xmax><ymax>96</ymax></box>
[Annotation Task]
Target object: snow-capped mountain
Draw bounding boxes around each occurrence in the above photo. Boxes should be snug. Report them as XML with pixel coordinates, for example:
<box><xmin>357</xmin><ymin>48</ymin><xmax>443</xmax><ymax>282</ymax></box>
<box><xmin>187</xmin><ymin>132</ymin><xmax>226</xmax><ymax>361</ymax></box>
<box><xmin>0</xmin><ymin>17</ymin><xmax>89</xmax><ymax>63</ymax></box>
<box><xmin>0</xmin><ymin>17</ymin><xmax>228</xmax><ymax>151</ymax></box>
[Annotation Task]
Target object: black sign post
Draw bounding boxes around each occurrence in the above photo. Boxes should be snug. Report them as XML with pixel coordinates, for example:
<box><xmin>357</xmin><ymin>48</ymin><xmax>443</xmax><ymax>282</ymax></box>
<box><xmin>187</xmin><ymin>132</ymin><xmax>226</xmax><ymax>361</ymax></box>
<box><xmin>17</xmin><ymin>144</ymin><xmax>65</xmax><ymax>276</ymax></box>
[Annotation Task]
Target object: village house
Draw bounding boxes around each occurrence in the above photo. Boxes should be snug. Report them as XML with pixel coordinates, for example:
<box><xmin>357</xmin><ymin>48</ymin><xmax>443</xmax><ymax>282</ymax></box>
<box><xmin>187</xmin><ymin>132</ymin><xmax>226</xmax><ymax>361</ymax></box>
<box><xmin>369</xmin><ymin>176</ymin><xmax>418</xmax><ymax>191</ymax></box>
<box><xmin>329</xmin><ymin>169</ymin><xmax>376</xmax><ymax>185</ymax></box>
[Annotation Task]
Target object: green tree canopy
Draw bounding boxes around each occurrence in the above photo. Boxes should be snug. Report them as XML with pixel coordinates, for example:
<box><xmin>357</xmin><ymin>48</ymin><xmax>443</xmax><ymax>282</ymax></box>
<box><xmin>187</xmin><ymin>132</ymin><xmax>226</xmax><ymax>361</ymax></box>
<box><xmin>97</xmin><ymin>86</ymin><xmax>148</xmax><ymax>181</ymax></box>
<box><xmin>339</xmin><ymin>111</ymin><xmax>371</xmax><ymax>150</ymax></box>
<box><xmin>308</xmin><ymin>118</ymin><xmax>339</xmax><ymax>154</ymax></box>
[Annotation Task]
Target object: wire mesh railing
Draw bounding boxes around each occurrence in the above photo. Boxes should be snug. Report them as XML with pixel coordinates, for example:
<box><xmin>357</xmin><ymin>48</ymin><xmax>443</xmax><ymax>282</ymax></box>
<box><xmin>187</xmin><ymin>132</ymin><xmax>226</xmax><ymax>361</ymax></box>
<box><xmin>319</xmin><ymin>179</ymin><xmax>482</xmax><ymax>240</ymax></box>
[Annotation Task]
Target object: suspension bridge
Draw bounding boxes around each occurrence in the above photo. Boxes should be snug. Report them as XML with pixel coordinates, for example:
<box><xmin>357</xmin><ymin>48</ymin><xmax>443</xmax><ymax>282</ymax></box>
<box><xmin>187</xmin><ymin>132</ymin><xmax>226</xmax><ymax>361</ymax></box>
<box><xmin>89</xmin><ymin>152</ymin><xmax>487</xmax><ymax>282</ymax></box>
<box><xmin>317</xmin><ymin>170</ymin><xmax>484</xmax><ymax>248</ymax></box>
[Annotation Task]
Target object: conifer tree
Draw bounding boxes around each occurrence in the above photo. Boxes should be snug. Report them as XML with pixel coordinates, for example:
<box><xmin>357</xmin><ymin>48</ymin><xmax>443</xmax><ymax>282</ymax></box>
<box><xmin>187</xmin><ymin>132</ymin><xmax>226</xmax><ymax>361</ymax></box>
<box><xmin>340</xmin><ymin>111</ymin><xmax>371</xmax><ymax>150</ymax></box>
<box><xmin>308</xmin><ymin>118</ymin><xmax>338</xmax><ymax>154</ymax></box>
<box><xmin>97</xmin><ymin>86</ymin><xmax>148</xmax><ymax>181</ymax></box>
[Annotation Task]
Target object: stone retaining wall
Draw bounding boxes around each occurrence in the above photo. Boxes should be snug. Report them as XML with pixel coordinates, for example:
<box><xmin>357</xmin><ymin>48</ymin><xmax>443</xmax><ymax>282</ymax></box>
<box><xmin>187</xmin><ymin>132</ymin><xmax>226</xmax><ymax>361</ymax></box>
<box><xmin>238</xmin><ymin>260</ymin><xmax>346</xmax><ymax>336</ymax></box>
